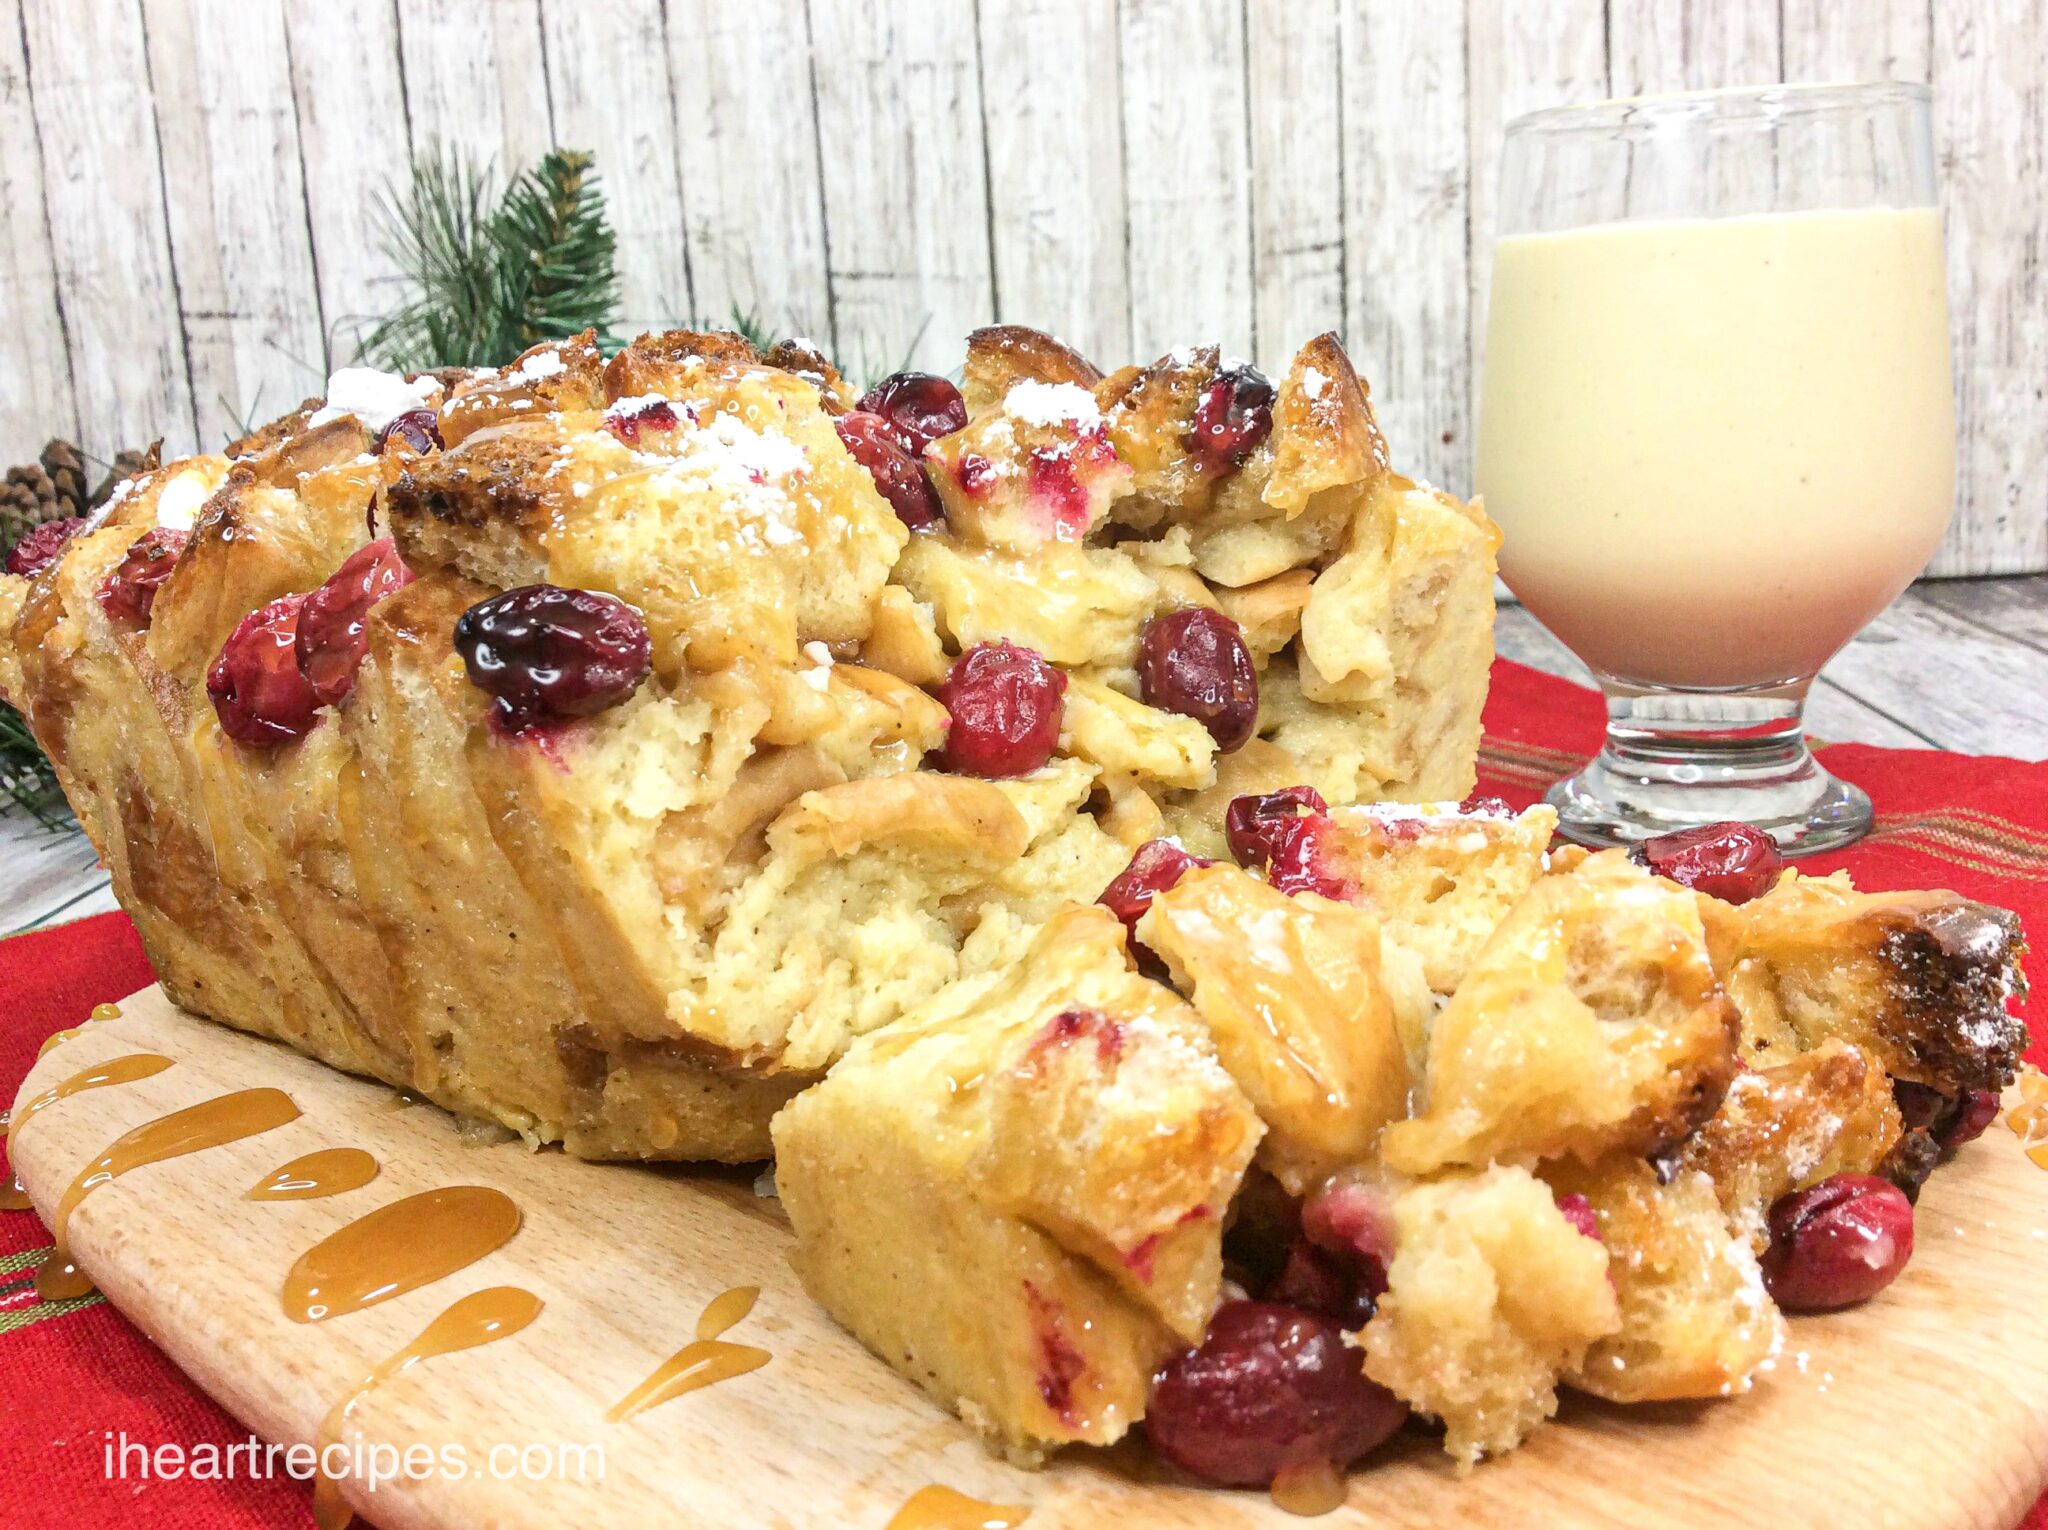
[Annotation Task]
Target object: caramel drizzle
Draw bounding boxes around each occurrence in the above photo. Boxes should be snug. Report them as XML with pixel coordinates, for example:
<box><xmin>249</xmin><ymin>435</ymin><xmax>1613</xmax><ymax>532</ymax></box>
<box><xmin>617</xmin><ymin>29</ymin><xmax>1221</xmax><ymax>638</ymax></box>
<box><xmin>311</xmin><ymin>1285</ymin><xmax>543</xmax><ymax>1530</ymax></box>
<box><xmin>10</xmin><ymin>1054</ymin><xmax>175</xmax><ymax>1141</ymax></box>
<box><xmin>605</xmin><ymin>1285</ymin><xmax>770</xmax><ymax>1423</ymax></box>
<box><xmin>37</xmin><ymin>1087</ymin><xmax>301</xmax><ymax>1301</ymax></box>
<box><xmin>35</xmin><ymin>1003</ymin><xmax>122</xmax><ymax>1060</ymax></box>
<box><xmin>1269</xmin><ymin>1458</ymin><xmax>1348</xmax><ymax>1517</ymax></box>
<box><xmin>247</xmin><ymin>1148</ymin><xmax>380</xmax><ymax>1202</ymax></box>
<box><xmin>886</xmin><ymin>1485</ymin><xmax>1030</xmax><ymax>1529</ymax></box>
<box><xmin>0</xmin><ymin>1108</ymin><xmax>23</xmax><ymax>1211</ymax></box>
<box><xmin>283</xmin><ymin>1186</ymin><xmax>520</xmax><ymax>1322</ymax></box>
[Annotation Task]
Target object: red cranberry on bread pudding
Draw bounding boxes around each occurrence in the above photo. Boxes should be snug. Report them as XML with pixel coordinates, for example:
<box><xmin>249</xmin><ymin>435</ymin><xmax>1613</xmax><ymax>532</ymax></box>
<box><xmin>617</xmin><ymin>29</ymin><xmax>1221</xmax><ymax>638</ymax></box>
<box><xmin>97</xmin><ymin>527</ymin><xmax>190</xmax><ymax>626</ymax></box>
<box><xmin>454</xmin><ymin>584</ymin><xmax>653</xmax><ymax>735</ymax></box>
<box><xmin>835</xmin><ymin>411</ymin><xmax>942</xmax><ymax>530</ymax></box>
<box><xmin>1185</xmin><ymin>362</ymin><xmax>1276</xmax><ymax>476</ymax></box>
<box><xmin>1225</xmin><ymin>785</ymin><xmax>1330</xmax><ymax>871</ymax></box>
<box><xmin>1098</xmin><ymin>838</ymin><xmax>1210</xmax><ymax>948</ymax></box>
<box><xmin>933</xmin><ymin>640</ymin><xmax>1066</xmax><ymax>778</ymax></box>
<box><xmin>1138</xmin><ymin>607</ymin><xmax>1259</xmax><ymax>753</ymax></box>
<box><xmin>1632</xmin><ymin>821</ymin><xmax>1786</xmax><ymax>905</ymax></box>
<box><xmin>1146</xmin><ymin>1301</ymin><xmax>1406</xmax><ymax>1488</ymax></box>
<box><xmin>295</xmin><ymin>538</ymin><xmax>415</xmax><ymax>707</ymax></box>
<box><xmin>208</xmin><ymin>595</ymin><xmax>323</xmax><ymax>747</ymax></box>
<box><xmin>1760</xmin><ymin>1173</ymin><xmax>1914</xmax><ymax>1311</ymax></box>
<box><xmin>5</xmin><ymin>516</ymin><xmax>85</xmax><ymax>578</ymax></box>
<box><xmin>856</xmin><ymin>371</ymin><xmax>967</xmax><ymax>456</ymax></box>
<box><xmin>373</xmin><ymin>408</ymin><xmax>444</xmax><ymax>456</ymax></box>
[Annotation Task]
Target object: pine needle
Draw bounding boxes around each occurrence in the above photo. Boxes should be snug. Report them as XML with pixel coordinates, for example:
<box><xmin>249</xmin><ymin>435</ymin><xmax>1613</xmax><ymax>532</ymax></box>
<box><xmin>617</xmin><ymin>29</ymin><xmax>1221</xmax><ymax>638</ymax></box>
<box><xmin>0</xmin><ymin>703</ymin><xmax>72</xmax><ymax>828</ymax></box>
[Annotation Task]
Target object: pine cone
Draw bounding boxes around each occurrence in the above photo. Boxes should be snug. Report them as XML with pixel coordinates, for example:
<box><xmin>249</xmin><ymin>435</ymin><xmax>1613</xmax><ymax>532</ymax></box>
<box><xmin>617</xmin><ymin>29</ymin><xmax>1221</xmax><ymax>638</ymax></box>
<box><xmin>89</xmin><ymin>443</ymin><xmax>159</xmax><ymax>510</ymax></box>
<box><xmin>38</xmin><ymin>440</ymin><xmax>89</xmax><ymax>518</ymax></box>
<box><xmin>1</xmin><ymin>464</ymin><xmax>60</xmax><ymax>554</ymax></box>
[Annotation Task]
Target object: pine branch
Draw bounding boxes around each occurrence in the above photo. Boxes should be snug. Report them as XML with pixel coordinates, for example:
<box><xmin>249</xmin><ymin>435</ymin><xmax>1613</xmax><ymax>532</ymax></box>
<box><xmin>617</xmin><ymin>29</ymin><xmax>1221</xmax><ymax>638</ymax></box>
<box><xmin>493</xmin><ymin>150</ymin><xmax>619</xmax><ymax>354</ymax></box>
<box><xmin>0</xmin><ymin>702</ymin><xmax>71</xmax><ymax>828</ymax></box>
<box><xmin>365</xmin><ymin>149</ymin><xmax>503</xmax><ymax>372</ymax></box>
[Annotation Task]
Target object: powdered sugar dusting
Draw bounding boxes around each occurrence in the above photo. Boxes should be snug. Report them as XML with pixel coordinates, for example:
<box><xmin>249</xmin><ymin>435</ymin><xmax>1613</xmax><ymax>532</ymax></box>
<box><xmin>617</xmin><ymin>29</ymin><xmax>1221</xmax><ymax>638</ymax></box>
<box><xmin>1003</xmin><ymin>380</ymin><xmax>1102</xmax><ymax>430</ymax></box>
<box><xmin>306</xmin><ymin>366</ymin><xmax>444</xmax><ymax>432</ymax></box>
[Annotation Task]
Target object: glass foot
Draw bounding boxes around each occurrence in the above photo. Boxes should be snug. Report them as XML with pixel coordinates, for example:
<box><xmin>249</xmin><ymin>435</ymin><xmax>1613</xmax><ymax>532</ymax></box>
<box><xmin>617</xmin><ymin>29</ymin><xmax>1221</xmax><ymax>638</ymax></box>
<box><xmin>1547</xmin><ymin>684</ymin><xmax>1873</xmax><ymax>856</ymax></box>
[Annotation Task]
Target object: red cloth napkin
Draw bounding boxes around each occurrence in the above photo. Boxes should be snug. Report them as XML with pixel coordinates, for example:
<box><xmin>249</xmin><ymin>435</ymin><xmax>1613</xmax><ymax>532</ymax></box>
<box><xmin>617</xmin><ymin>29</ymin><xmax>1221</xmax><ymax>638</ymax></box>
<box><xmin>0</xmin><ymin>657</ymin><xmax>2041</xmax><ymax>1528</ymax></box>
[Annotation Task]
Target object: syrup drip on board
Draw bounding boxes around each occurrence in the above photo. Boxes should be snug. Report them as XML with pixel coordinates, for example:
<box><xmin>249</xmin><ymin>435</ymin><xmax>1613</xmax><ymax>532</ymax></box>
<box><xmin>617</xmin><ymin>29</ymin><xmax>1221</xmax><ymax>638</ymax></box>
<box><xmin>311</xmin><ymin>1285</ymin><xmax>542</xmax><ymax>1530</ymax></box>
<box><xmin>1269</xmin><ymin>1458</ymin><xmax>1348</xmax><ymax>1516</ymax></box>
<box><xmin>35</xmin><ymin>1003</ymin><xmax>123</xmax><ymax>1060</ymax></box>
<box><xmin>37</xmin><ymin>1087</ymin><xmax>301</xmax><ymax>1301</ymax></box>
<box><xmin>886</xmin><ymin>1485</ymin><xmax>1030</xmax><ymax>1529</ymax></box>
<box><xmin>283</xmin><ymin>1185</ymin><xmax>520</xmax><ymax>1322</ymax></box>
<box><xmin>11</xmin><ymin>1054</ymin><xmax>175</xmax><ymax>1139</ymax></box>
<box><xmin>605</xmin><ymin>1285</ymin><xmax>770</xmax><ymax>1423</ymax></box>
<box><xmin>246</xmin><ymin>1148</ymin><xmax>380</xmax><ymax>1202</ymax></box>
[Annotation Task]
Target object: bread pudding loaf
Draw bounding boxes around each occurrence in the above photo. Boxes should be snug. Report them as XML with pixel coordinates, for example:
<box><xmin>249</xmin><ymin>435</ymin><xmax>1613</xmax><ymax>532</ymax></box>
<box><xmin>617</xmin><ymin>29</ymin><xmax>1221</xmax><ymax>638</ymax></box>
<box><xmin>0</xmin><ymin>324</ymin><xmax>1498</xmax><ymax>1159</ymax></box>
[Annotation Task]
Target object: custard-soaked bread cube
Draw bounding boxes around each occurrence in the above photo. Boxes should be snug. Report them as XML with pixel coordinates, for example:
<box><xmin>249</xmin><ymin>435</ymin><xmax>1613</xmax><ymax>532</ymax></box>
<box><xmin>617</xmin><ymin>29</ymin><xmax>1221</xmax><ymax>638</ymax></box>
<box><xmin>1058</xmin><ymin>672</ymin><xmax>1216</xmax><ymax>791</ymax></box>
<box><xmin>894</xmin><ymin>533</ymin><xmax>1163</xmax><ymax>669</ymax></box>
<box><xmin>926</xmin><ymin>379</ymin><xmax>1134</xmax><ymax>549</ymax></box>
<box><xmin>1704</xmin><ymin>870</ymin><xmax>2028</xmax><ymax>1094</ymax></box>
<box><xmin>1138</xmin><ymin>863</ymin><xmax>1418</xmax><ymax>1192</ymax></box>
<box><xmin>1381</xmin><ymin>852</ymin><xmax>1740</xmax><ymax>1175</ymax></box>
<box><xmin>962</xmin><ymin>324</ymin><xmax>1105</xmax><ymax>415</ymax></box>
<box><xmin>1679</xmin><ymin>1039</ymin><xmax>1902</xmax><ymax>1251</ymax></box>
<box><xmin>390</xmin><ymin>337</ymin><xmax>907</xmax><ymax>674</ymax></box>
<box><xmin>773</xmin><ymin>906</ymin><xmax>1261</xmax><ymax>1457</ymax></box>
<box><xmin>1549</xmin><ymin>1158</ymin><xmax>1782</xmax><ymax>1404</ymax></box>
<box><xmin>1359</xmin><ymin>1164</ymin><xmax>1619</xmax><ymax>1465</ymax></box>
<box><xmin>1323</xmin><ymin>800</ymin><xmax>1558</xmax><ymax>993</ymax></box>
<box><xmin>1258</xmin><ymin>654</ymin><xmax>1479</xmax><ymax>808</ymax></box>
<box><xmin>438</xmin><ymin>333</ymin><xmax>607</xmax><ymax>445</ymax></box>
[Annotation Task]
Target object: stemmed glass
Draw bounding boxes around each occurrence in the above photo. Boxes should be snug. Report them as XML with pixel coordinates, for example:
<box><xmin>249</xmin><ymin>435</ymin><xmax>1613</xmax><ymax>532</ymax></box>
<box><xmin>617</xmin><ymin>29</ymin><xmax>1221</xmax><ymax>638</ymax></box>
<box><xmin>1477</xmin><ymin>82</ymin><xmax>1953</xmax><ymax>852</ymax></box>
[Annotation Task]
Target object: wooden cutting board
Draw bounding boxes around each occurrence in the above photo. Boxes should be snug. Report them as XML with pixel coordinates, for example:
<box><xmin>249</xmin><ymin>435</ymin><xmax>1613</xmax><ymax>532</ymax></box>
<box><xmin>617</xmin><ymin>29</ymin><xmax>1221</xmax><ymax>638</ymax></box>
<box><xmin>9</xmin><ymin>985</ymin><xmax>2048</xmax><ymax>1530</ymax></box>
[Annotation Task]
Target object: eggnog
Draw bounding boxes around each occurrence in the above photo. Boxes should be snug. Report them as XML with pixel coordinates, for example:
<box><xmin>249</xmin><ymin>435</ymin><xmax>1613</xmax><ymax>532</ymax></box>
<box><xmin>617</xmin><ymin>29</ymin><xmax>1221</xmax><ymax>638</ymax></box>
<box><xmin>1478</xmin><ymin>206</ymin><xmax>1953</xmax><ymax>690</ymax></box>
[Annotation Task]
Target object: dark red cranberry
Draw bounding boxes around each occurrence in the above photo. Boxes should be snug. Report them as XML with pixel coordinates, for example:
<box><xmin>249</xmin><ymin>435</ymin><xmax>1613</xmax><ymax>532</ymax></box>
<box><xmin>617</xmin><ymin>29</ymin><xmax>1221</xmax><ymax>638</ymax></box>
<box><xmin>1300</xmin><ymin>1180</ymin><xmax>1396</xmax><ymax>1274</ymax></box>
<box><xmin>1225</xmin><ymin>785</ymin><xmax>1329</xmax><ymax>871</ymax></box>
<box><xmin>1138</xmin><ymin>607</ymin><xmax>1259</xmax><ymax>753</ymax></box>
<box><xmin>933</xmin><ymin>640</ymin><xmax>1066</xmax><ymax>777</ymax></box>
<box><xmin>606</xmin><ymin>396</ymin><xmax>681</xmax><ymax>444</ymax></box>
<box><xmin>373</xmin><ymin>408</ymin><xmax>443</xmax><ymax>455</ymax></box>
<box><xmin>1268</xmin><ymin>1236</ymin><xmax>1382</xmax><ymax>1331</ymax></box>
<box><xmin>1098</xmin><ymin>838</ymin><xmax>1210</xmax><ymax>946</ymax></box>
<box><xmin>1146</xmin><ymin>1302</ymin><xmax>1406</xmax><ymax>1488</ymax></box>
<box><xmin>96</xmin><ymin>527</ymin><xmax>189</xmax><ymax>626</ymax></box>
<box><xmin>1459</xmin><ymin>794</ymin><xmax>1513</xmax><ymax>816</ymax></box>
<box><xmin>856</xmin><ymin>371</ymin><xmax>967</xmax><ymax>455</ymax></box>
<box><xmin>1760</xmin><ymin>1173</ymin><xmax>1914</xmax><ymax>1312</ymax></box>
<box><xmin>835</xmin><ymin>410</ymin><xmax>942</xmax><ymax>530</ymax></box>
<box><xmin>1555</xmin><ymin>1192</ymin><xmax>1603</xmax><ymax>1242</ymax></box>
<box><xmin>1185</xmin><ymin>364</ymin><xmax>1276</xmax><ymax>476</ymax></box>
<box><xmin>1633</xmin><ymin>821</ymin><xmax>1785</xmax><ymax>904</ymax></box>
<box><xmin>955</xmin><ymin>452</ymin><xmax>998</xmax><ymax>498</ymax></box>
<box><xmin>5</xmin><ymin>516</ymin><xmax>85</xmax><ymax>577</ymax></box>
<box><xmin>1938</xmin><ymin>1089</ymin><xmax>2000</xmax><ymax>1153</ymax></box>
<box><xmin>295</xmin><ymin>538</ymin><xmax>415</xmax><ymax>707</ymax></box>
<box><xmin>207</xmin><ymin>595</ymin><xmax>324</xmax><ymax>747</ymax></box>
<box><xmin>1267</xmin><ymin>814</ymin><xmax>1354</xmax><ymax>902</ymax></box>
<box><xmin>453</xmin><ymin>584</ymin><xmax>653</xmax><ymax>733</ymax></box>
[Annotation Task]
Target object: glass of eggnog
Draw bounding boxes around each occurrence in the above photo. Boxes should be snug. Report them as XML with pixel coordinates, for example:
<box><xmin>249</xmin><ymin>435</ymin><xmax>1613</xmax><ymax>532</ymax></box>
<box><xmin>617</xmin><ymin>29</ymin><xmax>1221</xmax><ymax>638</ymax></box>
<box><xmin>1478</xmin><ymin>81</ymin><xmax>1951</xmax><ymax>852</ymax></box>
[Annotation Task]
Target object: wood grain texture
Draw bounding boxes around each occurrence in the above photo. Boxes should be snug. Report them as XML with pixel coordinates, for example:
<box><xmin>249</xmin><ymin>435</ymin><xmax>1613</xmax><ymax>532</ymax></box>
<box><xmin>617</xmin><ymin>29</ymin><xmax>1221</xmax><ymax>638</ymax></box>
<box><xmin>11</xmin><ymin>987</ymin><xmax>2048</xmax><ymax>1530</ymax></box>
<box><xmin>1928</xmin><ymin>0</ymin><xmax>2048</xmax><ymax>577</ymax></box>
<box><xmin>395</xmin><ymin>0</ymin><xmax>553</xmax><ymax>173</ymax></box>
<box><xmin>978</xmin><ymin>0</ymin><xmax>1130</xmax><ymax>363</ymax></box>
<box><xmin>666</xmin><ymin>0</ymin><xmax>831</xmax><ymax>343</ymax></box>
<box><xmin>538</xmin><ymin>0</ymin><xmax>692</xmax><ymax>332</ymax></box>
<box><xmin>1118</xmin><ymin>0</ymin><xmax>1253</xmax><ymax>362</ymax></box>
<box><xmin>20</xmin><ymin>0</ymin><xmax>194</xmax><ymax>462</ymax></box>
<box><xmin>0</xmin><ymin>0</ymin><xmax>77</xmax><ymax>456</ymax></box>
<box><xmin>282</xmin><ymin>0</ymin><xmax>412</xmax><ymax>368</ymax></box>
<box><xmin>1245</xmin><ymin>0</ymin><xmax>1344</xmax><ymax>366</ymax></box>
<box><xmin>143</xmin><ymin>0</ymin><xmax>328</xmax><ymax>448</ymax></box>
<box><xmin>808</xmin><ymin>0</ymin><xmax>994</xmax><ymax>379</ymax></box>
<box><xmin>1605</xmin><ymin>0</ymin><xmax>1781</xmax><ymax>95</ymax></box>
<box><xmin>1339</xmin><ymin>0</ymin><xmax>1468</xmax><ymax>489</ymax></box>
<box><xmin>1778</xmin><ymin>0</ymin><xmax>1931</xmax><ymax>83</ymax></box>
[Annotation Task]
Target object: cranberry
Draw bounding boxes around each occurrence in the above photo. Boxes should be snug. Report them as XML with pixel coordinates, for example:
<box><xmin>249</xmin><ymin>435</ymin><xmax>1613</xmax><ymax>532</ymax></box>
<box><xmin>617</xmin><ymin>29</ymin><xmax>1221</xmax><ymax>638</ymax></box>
<box><xmin>1185</xmin><ymin>364</ymin><xmax>1276</xmax><ymax>476</ymax></box>
<box><xmin>606</xmin><ymin>396</ymin><xmax>681</xmax><ymax>444</ymax></box>
<box><xmin>1300</xmin><ymin>1180</ymin><xmax>1397</xmax><ymax>1273</ymax></box>
<box><xmin>856</xmin><ymin>371</ymin><xmax>967</xmax><ymax>455</ymax></box>
<box><xmin>1459</xmin><ymin>794</ymin><xmax>1513</xmax><ymax>816</ymax></box>
<box><xmin>933</xmin><ymin>640</ymin><xmax>1066</xmax><ymax>777</ymax></box>
<box><xmin>5</xmin><ymin>516</ymin><xmax>85</xmax><ymax>577</ymax></box>
<box><xmin>835</xmin><ymin>410</ymin><xmax>942</xmax><ymax>530</ymax></box>
<box><xmin>207</xmin><ymin>595</ymin><xmax>324</xmax><ymax>747</ymax></box>
<box><xmin>373</xmin><ymin>408</ymin><xmax>443</xmax><ymax>455</ymax></box>
<box><xmin>1146</xmin><ymin>1302</ymin><xmax>1406</xmax><ymax>1488</ymax></box>
<box><xmin>1633</xmin><ymin>821</ymin><xmax>1785</xmax><ymax>904</ymax></box>
<box><xmin>1138</xmin><ymin>608</ymin><xmax>1259</xmax><ymax>753</ymax></box>
<box><xmin>295</xmin><ymin>538</ymin><xmax>415</xmax><ymax>707</ymax></box>
<box><xmin>1098</xmin><ymin>838</ymin><xmax>1210</xmax><ymax>947</ymax></box>
<box><xmin>1268</xmin><ymin>1237</ymin><xmax>1382</xmax><ymax>1331</ymax></box>
<box><xmin>1555</xmin><ymin>1192</ymin><xmax>1603</xmax><ymax>1242</ymax></box>
<box><xmin>96</xmin><ymin>527</ymin><xmax>189</xmax><ymax>626</ymax></box>
<box><xmin>453</xmin><ymin>584</ymin><xmax>653</xmax><ymax>733</ymax></box>
<box><xmin>1225</xmin><ymin>785</ymin><xmax>1329</xmax><ymax>871</ymax></box>
<box><xmin>1939</xmin><ymin>1089</ymin><xmax>2000</xmax><ymax>1153</ymax></box>
<box><xmin>1760</xmin><ymin>1173</ymin><xmax>1914</xmax><ymax>1312</ymax></box>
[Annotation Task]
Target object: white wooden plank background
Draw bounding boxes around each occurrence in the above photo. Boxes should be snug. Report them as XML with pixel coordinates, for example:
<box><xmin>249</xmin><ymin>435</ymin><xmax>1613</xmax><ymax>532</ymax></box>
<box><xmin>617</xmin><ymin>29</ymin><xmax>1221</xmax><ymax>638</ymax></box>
<box><xmin>1</xmin><ymin>0</ymin><xmax>2043</xmax><ymax>573</ymax></box>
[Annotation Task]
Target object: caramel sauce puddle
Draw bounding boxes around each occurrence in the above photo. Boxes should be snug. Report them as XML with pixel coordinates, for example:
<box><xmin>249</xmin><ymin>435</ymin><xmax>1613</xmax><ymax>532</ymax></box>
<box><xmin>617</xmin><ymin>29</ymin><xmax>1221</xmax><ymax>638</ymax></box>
<box><xmin>283</xmin><ymin>1186</ymin><xmax>520</xmax><ymax>1322</ymax></box>
<box><xmin>605</xmin><ymin>1285</ymin><xmax>770</xmax><ymax>1423</ymax></box>
<box><xmin>886</xmin><ymin>1485</ymin><xmax>1030</xmax><ymax>1529</ymax></box>
<box><xmin>311</xmin><ymin>1285</ymin><xmax>542</xmax><ymax>1530</ymax></box>
<box><xmin>246</xmin><ymin>1148</ymin><xmax>380</xmax><ymax>1202</ymax></box>
<box><xmin>37</xmin><ymin>1087</ymin><xmax>301</xmax><ymax>1300</ymax></box>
